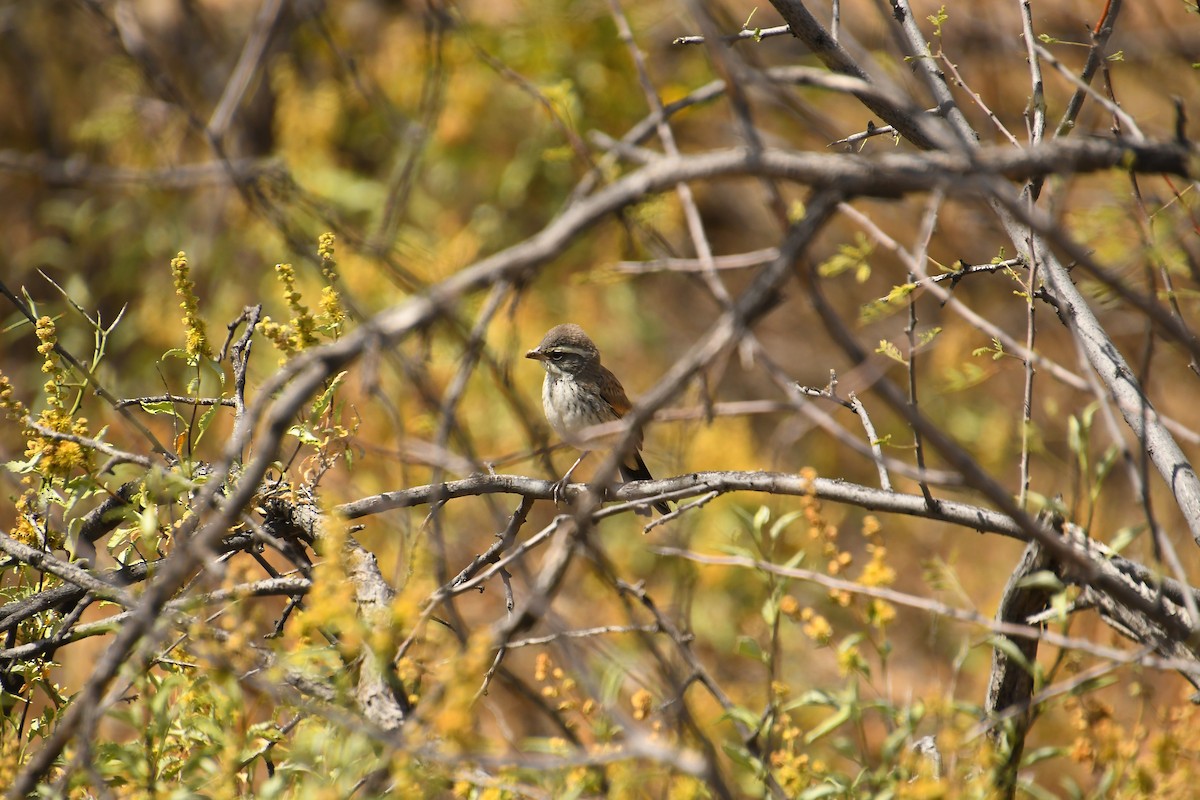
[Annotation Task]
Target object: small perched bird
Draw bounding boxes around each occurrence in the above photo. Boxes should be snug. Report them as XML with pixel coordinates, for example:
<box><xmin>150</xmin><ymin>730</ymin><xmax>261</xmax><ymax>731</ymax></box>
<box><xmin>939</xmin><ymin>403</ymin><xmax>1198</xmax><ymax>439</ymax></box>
<box><xmin>526</xmin><ymin>324</ymin><xmax>670</xmax><ymax>516</ymax></box>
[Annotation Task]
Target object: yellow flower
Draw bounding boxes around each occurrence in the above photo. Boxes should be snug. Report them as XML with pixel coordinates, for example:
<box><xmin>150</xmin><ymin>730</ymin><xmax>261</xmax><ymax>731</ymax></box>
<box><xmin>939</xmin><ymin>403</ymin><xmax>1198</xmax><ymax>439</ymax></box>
<box><xmin>25</xmin><ymin>408</ymin><xmax>91</xmax><ymax>477</ymax></box>
<box><xmin>630</xmin><ymin>688</ymin><xmax>654</xmax><ymax>720</ymax></box>
<box><xmin>170</xmin><ymin>252</ymin><xmax>213</xmax><ymax>361</ymax></box>
<box><xmin>534</xmin><ymin>652</ymin><xmax>551</xmax><ymax>682</ymax></box>
<box><xmin>836</xmin><ymin>644</ymin><xmax>869</xmax><ymax>676</ymax></box>
<box><xmin>859</xmin><ymin>547</ymin><xmax>896</xmax><ymax>588</ymax></box>
<box><xmin>13</xmin><ymin>492</ymin><xmax>40</xmax><ymax>547</ymax></box>
<box><xmin>274</xmin><ymin>263</ymin><xmax>318</xmax><ymax>350</ymax></box>
<box><xmin>801</xmin><ymin>613</ymin><xmax>833</xmax><ymax>644</ymax></box>
<box><xmin>0</xmin><ymin>371</ymin><xmax>27</xmax><ymax>421</ymax></box>
<box><xmin>868</xmin><ymin>599</ymin><xmax>896</xmax><ymax>626</ymax></box>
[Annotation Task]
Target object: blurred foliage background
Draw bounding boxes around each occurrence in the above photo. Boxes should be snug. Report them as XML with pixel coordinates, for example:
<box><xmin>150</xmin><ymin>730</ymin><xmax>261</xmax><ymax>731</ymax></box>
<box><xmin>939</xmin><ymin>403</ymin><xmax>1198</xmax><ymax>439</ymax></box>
<box><xmin>4</xmin><ymin>0</ymin><xmax>1200</xmax><ymax>796</ymax></box>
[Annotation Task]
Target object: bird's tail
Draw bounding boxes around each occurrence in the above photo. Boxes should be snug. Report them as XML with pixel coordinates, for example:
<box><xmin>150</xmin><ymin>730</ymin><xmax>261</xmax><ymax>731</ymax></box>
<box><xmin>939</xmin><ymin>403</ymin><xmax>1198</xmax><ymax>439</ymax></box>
<box><xmin>619</xmin><ymin>451</ymin><xmax>671</xmax><ymax>516</ymax></box>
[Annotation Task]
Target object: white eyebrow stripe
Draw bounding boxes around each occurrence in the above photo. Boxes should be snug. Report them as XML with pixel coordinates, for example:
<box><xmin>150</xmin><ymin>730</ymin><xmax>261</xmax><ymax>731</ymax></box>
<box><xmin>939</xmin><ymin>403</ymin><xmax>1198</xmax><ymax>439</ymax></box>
<box><xmin>549</xmin><ymin>346</ymin><xmax>593</xmax><ymax>357</ymax></box>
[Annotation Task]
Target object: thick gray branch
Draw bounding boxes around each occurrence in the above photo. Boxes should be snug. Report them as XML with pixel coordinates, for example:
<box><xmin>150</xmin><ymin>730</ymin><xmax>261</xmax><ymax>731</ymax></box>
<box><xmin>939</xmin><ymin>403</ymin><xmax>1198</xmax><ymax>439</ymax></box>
<box><xmin>986</xmin><ymin>540</ymin><xmax>1056</xmax><ymax>798</ymax></box>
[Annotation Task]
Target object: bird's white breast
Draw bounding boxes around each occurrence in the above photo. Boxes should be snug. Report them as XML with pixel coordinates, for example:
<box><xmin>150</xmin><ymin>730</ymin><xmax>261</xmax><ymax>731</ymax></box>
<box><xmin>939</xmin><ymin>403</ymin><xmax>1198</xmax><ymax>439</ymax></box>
<box><xmin>542</xmin><ymin>373</ymin><xmax>594</xmax><ymax>448</ymax></box>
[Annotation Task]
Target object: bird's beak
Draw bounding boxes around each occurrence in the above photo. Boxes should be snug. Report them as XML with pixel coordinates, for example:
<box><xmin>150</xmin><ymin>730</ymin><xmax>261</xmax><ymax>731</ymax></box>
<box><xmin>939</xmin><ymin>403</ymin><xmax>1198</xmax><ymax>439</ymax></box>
<box><xmin>525</xmin><ymin>348</ymin><xmax>544</xmax><ymax>361</ymax></box>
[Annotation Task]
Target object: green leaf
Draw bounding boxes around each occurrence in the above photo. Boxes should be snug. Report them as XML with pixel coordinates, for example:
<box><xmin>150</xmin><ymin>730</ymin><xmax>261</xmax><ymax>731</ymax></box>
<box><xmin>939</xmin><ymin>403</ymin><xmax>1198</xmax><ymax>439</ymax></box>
<box><xmin>876</xmin><ymin>339</ymin><xmax>906</xmax><ymax>365</ymax></box>
<box><xmin>761</xmin><ymin>594</ymin><xmax>779</xmax><ymax>627</ymax></box>
<box><xmin>720</xmin><ymin>741</ymin><xmax>761</xmax><ymax>771</ymax></box>
<box><xmin>715</xmin><ymin>544</ymin><xmax>759</xmax><ymax>561</ymax></box>
<box><xmin>1092</xmin><ymin>444</ymin><xmax>1119</xmax><ymax>487</ymax></box>
<box><xmin>1049</xmin><ymin>589</ymin><xmax>1073</xmax><ymax>623</ymax></box>
<box><xmin>1014</xmin><ymin>570</ymin><xmax>1066</xmax><ymax>592</ymax></box>
<box><xmin>1058</xmin><ymin>776</ymin><xmax>1085</xmax><ymax>800</ymax></box>
<box><xmin>107</xmin><ymin>527</ymin><xmax>129</xmax><ymax>553</ymax></box>
<box><xmin>4</xmin><ymin>456</ymin><xmax>42</xmax><ymax>475</ymax></box>
<box><xmin>817</xmin><ymin>233</ymin><xmax>874</xmax><ymax>280</ymax></box>
<box><xmin>138</xmin><ymin>504</ymin><xmax>159</xmax><ymax>542</ymax></box>
<box><xmin>194</xmin><ymin>402</ymin><xmax>222</xmax><ymax>446</ymax></box>
<box><xmin>198</xmin><ymin>354</ymin><xmax>226</xmax><ymax>388</ymax></box>
<box><xmin>1021</xmin><ymin>746</ymin><xmax>1067</xmax><ymax>767</ymax></box>
<box><xmin>1066</xmin><ymin>674</ymin><xmax>1119</xmax><ymax>697</ymax></box>
<box><xmin>781</xmin><ymin>689</ymin><xmax>837</xmax><ymax>712</ymax></box>
<box><xmin>768</xmin><ymin>510</ymin><xmax>805</xmax><ymax>542</ymax></box>
<box><xmin>735</xmin><ymin>635</ymin><xmax>765</xmax><ymax>664</ymax></box>
<box><xmin>311</xmin><ymin>371</ymin><xmax>347</xmax><ymax>419</ymax></box>
<box><xmin>942</xmin><ymin>361</ymin><xmax>988</xmax><ymax>391</ymax></box>
<box><xmin>139</xmin><ymin>400</ymin><xmax>183</xmax><ymax>417</ymax></box>
<box><xmin>287</xmin><ymin>425</ymin><xmax>321</xmax><ymax>446</ymax></box>
<box><xmin>971</xmin><ymin>337</ymin><xmax>1006</xmax><ymax>360</ymax></box>
<box><xmin>860</xmin><ymin>282</ymin><xmax>916</xmax><ymax>323</ymax></box>
<box><xmin>1108</xmin><ymin>524</ymin><xmax>1144</xmax><ymax>554</ymax></box>
<box><xmin>926</xmin><ymin>6</ymin><xmax>948</xmax><ymax>35</ymax></box>
<box><xmin>839</xmin><ymin>632</ymin><xmax>865</xmax><ymax>650</ymax></box>
<box><xmin>988</xmin><ymin>635</ymin><xmax>1036</xmax><ymax>678</ymax></box>
<box><xmin>720</xmin><ymin>704</ymin><xmax>763</xmax><ymax>732</ymax></box>
<box><xmin>781</xmin><ymin>548</ymin><xmax>806</xmax><ymax>571</ymax></box>
<box><xmin>804</xmin><ymin>703</ymin><xmax>853</xmax><ymax>744</ymax></box>
<box><xmin>1067</xmin><ymin>414</ymin><xmax>1084</xmax><ymax>458</ymax></box>
<box><xmin>160</xmin><ymin>348</ymin><xmax>191</xmax><ymax>362</ymax></box>
<box><xmin>752</xmin><ymin>505</ymin><xmax>770</xmax><ymax>534</ymax></box>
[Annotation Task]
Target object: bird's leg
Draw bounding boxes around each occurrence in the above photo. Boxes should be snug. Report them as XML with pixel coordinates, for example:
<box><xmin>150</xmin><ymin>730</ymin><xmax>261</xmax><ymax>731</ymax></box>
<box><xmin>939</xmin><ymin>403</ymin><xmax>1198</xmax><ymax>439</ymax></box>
<box><xmin>552</xmin><ymin>451</ymin><xmax>588</xmax><ymax>506</ymax></box>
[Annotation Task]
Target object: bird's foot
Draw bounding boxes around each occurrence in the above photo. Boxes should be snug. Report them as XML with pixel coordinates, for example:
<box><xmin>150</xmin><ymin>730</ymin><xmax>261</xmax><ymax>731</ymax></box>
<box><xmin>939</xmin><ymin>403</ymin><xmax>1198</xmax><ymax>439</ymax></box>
<box><xmin>550</xmin><ymin>476</ymin><xmax>571</xmax><ymax>506</ymax></box>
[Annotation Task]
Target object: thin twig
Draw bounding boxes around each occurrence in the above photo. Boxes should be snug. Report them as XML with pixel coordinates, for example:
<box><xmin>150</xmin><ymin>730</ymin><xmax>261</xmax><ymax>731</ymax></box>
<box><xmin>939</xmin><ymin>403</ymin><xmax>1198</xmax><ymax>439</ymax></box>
<box><xmin>672</xmin><ymin>24</ymin><xmax>793</xmax><ymax>46</ymax></box>
<box><xmin>657</xmin><ymin>548</ymin><xmax>1199</xmax><ymax>675</ymax></box>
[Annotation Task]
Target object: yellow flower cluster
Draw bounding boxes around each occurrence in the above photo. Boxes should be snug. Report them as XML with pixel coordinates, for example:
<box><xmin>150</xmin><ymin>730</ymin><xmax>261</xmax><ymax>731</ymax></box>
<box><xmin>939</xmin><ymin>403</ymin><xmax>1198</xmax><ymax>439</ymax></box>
<box><xmin>630</xmin><ymin>687</ymin><xmax>654</xmax><ymax>721</ymax></box>
<box><xmin>35</xmin><ymin>315</ymin><xmax>63</xmax><ymax>407</ymax></box>
<box><xmin>0</xmin><ymin>370</ymin><xmax>27</xmax><ymax>421</ymax></box>
<box><xmin>836</xmin><ymin>644</ymin><xmax>869</xmax><ymax>677</ymax></box>
<box><xmin>860</xmin><ymin>535</ymin><xmax>892</xmax><ymax>586</ymax></box>
<box><xmin>260</xmin><ymin>262</ymin><xmax>318</xmax><ymax>360</ymax></box>
<box><xmin>859</xmin><ymin>518</ymin><xmax>897</xmax><ymax>628</ymax></box>
<box><xmin>798</xmin><ymin>473</ymin><xmax>854</xmax><ymax>607</ymax></box>
<box><xmin>170</xmin><ymin>252</ymin><xmax>212</xmax><ymax>361</ymax></box>
<box><xmin>12</xmin><ymin>491</ymin><xmax>42</xmax><ymax>547</ymax></box>
<box><xmin>25</xmin><ymin>408</ymin><xmax>91</xmax><ymax>478</ymax></box>
<box><xmin>261</xmin><ymin>234</ymin><xmax>349</xmax><ymax>360</ymax></box>
<box><xmin>534</xmin><ymin>653</ymin><xmax>597</xmax><ymax>725</ymax></box>
<box><xmin>427</xmin><ymin>632</ymin><xmax>492</xmax><ymax>751</ymax></box>
<box><xmin>21</xmin><ymin>317</ymin><xmax>92</xmax><ymax>480</ymax></box>
<box><xmin>797</xmin><ymin>607</ymin><xmax>833</xmax><ymax>645</ymax></box>
<box><xmin>1060</xmin><ymin>687</ymin><xmax>1200</xmax><ymax>796</ymax></box>
<box><xmin>768</xmin><ymin>715</ymin><xmax>826</xmax><ymax>794</ymax></box>
<box><xmin>317</xmin><ymin>232</ymin><xmax>345</xmax><ymax>336</ymax></box>
<box><xmin>279</xmin><ymin>262</ymin><xmax>318</xmax><ymax>349</ymax></box>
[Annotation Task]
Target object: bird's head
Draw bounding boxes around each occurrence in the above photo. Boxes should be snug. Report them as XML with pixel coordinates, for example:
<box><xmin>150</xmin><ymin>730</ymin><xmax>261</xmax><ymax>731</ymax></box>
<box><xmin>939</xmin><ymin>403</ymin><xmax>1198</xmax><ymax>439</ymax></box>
<box><xmin>526</xmin><ymin>324</ymin><xmax>600</xmax><ymax>377</ymax></box>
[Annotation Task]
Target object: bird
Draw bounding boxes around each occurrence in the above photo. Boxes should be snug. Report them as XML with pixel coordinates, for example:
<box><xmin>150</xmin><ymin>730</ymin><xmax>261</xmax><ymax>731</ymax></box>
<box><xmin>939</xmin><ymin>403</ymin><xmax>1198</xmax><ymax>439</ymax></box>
<box><xmin>526</xmin><ymin>324</ymin><xmax>671</xmax><ymax>516</ymax></box>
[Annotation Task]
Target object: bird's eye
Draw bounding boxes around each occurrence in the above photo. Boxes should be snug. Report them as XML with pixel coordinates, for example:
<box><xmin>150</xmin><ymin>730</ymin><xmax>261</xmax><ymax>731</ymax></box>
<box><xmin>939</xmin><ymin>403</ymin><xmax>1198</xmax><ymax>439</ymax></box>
<box><xmin>549</xmin><ymin>352</ymin><xmax>564</xmax><ymax>361</ymax></box>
